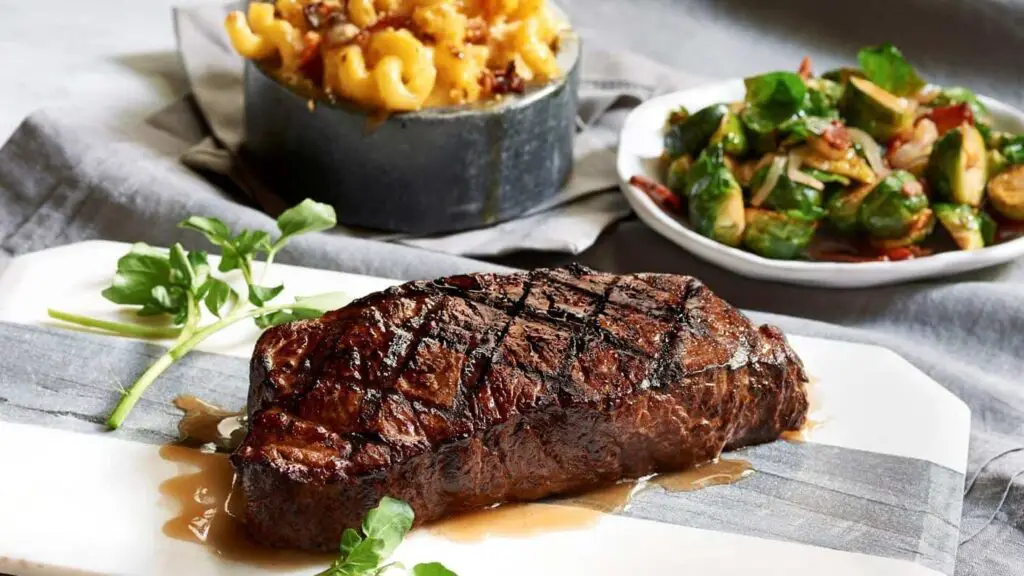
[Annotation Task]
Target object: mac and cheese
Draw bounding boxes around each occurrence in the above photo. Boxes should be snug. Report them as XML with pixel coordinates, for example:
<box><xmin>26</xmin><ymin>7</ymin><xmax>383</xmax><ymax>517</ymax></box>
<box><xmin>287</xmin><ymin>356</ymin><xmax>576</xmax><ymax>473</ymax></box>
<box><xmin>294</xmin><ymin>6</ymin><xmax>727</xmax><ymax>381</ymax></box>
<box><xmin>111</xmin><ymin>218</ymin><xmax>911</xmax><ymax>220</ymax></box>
<box><xmin>225</xmin><ymin>0</ymin><xmax>567</xmax><ymax>112</ymax></box>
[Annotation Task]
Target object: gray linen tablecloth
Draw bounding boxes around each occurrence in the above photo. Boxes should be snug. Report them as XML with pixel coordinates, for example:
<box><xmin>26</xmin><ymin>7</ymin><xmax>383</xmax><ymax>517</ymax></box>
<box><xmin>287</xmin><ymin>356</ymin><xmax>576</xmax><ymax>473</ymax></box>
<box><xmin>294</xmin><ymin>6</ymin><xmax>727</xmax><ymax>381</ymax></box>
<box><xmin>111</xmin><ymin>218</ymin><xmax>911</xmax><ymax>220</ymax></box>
<box><xmin>0</xmin><ymin>1</ymin><xmax>1023</xmax><ymax>574</ymax></box>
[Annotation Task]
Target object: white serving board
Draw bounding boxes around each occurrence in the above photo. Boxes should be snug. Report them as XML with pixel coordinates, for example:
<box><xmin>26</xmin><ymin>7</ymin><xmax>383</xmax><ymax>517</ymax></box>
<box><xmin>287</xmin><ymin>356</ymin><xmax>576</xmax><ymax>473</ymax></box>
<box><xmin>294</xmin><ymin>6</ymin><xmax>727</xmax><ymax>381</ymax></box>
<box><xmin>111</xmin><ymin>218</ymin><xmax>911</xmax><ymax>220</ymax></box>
<box><xmin>0</xmin><ymin>241</ymin><xmax>971</xmax><ymax>576</ymax></box>
<box><xmin>616</xmin><ymin>79</ymin><xmax>1024</xmax><ymax>288</ymax></box>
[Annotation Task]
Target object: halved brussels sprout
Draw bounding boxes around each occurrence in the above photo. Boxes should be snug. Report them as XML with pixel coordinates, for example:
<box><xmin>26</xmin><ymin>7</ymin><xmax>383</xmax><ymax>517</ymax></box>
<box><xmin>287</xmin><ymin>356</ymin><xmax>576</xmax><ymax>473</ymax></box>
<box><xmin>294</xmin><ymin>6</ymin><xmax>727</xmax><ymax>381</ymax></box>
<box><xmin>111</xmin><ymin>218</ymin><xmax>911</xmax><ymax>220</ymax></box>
<box><xmin>801</xmin><ymin>147</ymin><xmax>877</xmax><ymax>184</ymax></box>
<box><xmin>927</xmin><ymin>123</ymin><xmax>987</xmax><ymax>206</ymax></box>
<box><xmin>685</xmin><ymin>147</ymin><xmax>746</xmax><ymax>246</ymax></box>
<box><xmin>666</xmin><ymin>154</ymin><xmax>694</xmax><ymax>192</ymax></box>
<box><xmin>665</xmin><ymin>104</ymin><xmax>729</xmax><ymax>158</ymax></box>
<box><xmin>742</xmin><ymin>208</ymin><xmax>818</xmax><ymax>260</ymax></box>
<box><xmin>821</xmin><ymin>67</ymin><xmax>864</xmax><ymax>85</ymax></box>
<box><xmin>748</xmin><ymin>165</ymin><xmax>824</xmax><ymax>217</ymax></box>
<box><xmin>858</xmin><ymin>171</ymin><xmax>930</xmax><ymax>239</ymax></box>
<box><xmin>870</xmin><ymin>209</ymin><xmax>936</xmax><ymax>249</ymax></box>
<box><xmin>987</xmin><ymin>149</ymin><xmax>1009</xmax><ymax>180</ymax></box>
<box><xmin>826</xmin><ymin>182</ymin><xmax>876</xmax><ymax>234</ymax></box>
<box><xmin>709</xmin><ymin>111</ymin><xmax>749</xmax><ymax>156</ymax></box>
<box><xmin>988</xmin><ymin>164</ymin><xmax>1024</xmax><ymax>221</ymax></box>
<box><xmin>840</xmin><ymin>76</ymin><xmax>915</xmax><ymax>142</ymax></box>
<box><xmin>740</xmin><ymin>107</ymin><xmax>779</xmax><ymax>155</ymax></box>
<box><xmin>934</xmin><ymin>203</ymin><xmax>987</xmax><ymax>251</ymax></box>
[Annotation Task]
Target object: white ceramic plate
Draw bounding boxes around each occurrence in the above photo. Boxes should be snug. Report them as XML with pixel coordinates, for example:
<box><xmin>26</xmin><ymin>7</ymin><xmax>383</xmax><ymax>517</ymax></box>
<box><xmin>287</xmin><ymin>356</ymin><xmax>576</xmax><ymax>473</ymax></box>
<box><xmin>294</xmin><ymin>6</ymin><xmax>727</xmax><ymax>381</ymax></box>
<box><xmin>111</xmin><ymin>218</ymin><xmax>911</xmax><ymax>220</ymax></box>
<box><xmin>0</xmin><ymin>242</ymin><xmax>971</xmax><ymax>576</ymax></box>
<box><xmin>616</xmin><ymin>79</ymin><xmax>1024</xmax><ymax>288</ymax></box>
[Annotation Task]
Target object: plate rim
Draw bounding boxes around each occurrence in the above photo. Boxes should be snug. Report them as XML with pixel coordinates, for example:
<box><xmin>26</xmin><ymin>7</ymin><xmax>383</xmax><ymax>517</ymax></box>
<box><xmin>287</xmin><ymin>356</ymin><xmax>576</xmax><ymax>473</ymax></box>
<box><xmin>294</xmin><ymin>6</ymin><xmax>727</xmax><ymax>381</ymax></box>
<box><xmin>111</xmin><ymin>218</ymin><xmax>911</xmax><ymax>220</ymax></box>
<box><xmin>616</xmin><ymin>78</ymin><xmax>1024</xmax><ymax>287</ymax></box>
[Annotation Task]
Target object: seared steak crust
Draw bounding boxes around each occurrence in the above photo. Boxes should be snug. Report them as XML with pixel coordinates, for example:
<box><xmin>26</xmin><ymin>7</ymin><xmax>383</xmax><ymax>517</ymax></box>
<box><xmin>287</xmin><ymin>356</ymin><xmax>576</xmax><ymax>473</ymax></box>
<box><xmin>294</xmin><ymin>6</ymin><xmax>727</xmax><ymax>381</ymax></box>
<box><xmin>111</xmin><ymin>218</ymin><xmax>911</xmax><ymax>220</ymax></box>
<box><xmin>232</xmin><ymin>265</ymin><xmax>809</xmax><ymax>551</ymax></box>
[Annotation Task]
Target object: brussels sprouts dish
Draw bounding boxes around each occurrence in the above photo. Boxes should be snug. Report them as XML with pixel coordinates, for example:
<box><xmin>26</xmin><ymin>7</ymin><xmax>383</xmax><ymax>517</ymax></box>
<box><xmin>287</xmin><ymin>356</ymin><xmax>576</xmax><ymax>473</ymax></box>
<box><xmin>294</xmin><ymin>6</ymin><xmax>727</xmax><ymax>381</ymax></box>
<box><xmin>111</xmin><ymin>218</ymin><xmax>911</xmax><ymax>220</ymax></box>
<box><xmin>633</xmin><ymin>45</ymin><xmax>1024</xmax><ymax>262</ymax></box>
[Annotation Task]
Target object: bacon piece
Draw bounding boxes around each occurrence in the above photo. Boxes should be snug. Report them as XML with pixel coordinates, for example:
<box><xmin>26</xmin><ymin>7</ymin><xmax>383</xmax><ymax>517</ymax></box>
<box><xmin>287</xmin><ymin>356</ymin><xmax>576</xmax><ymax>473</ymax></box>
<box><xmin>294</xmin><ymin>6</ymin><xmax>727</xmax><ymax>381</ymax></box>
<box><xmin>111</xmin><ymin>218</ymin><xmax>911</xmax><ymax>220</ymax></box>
<box><xmin>629</xmin><ymin>175</ymin><xmax>683</xmax><ymax>213</ymax></box>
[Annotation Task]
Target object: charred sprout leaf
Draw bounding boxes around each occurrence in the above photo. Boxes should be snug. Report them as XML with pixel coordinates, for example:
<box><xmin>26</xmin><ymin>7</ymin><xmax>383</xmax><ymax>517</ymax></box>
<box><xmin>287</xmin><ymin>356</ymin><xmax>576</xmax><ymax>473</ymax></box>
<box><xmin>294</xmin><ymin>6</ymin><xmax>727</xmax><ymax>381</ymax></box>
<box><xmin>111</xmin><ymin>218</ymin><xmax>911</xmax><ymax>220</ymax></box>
<box><xmin>740</xmin><ymin>107</ymin><xmax>779</xmax><ymax>154</ymax></box>
<box><xmin>988</xmin><ymin>164</ymin><xmax>1024</xmax><ymax>221</ymax></box>
<box><xmin>856</xmin><ymin>44</ymin><xmax>925</xmax><ymax>97</ymax></box>
<box><xmin>927</xmin><ymin>124</ymin><xmax>988</xmax><ymax>206</ymax></box>
<box><xmin>870</xmin><ymin>209</ymin><xmax>936</xmax><ymax>249</ymax></box>
<box><xmin>821</xmin><ymin>67</ymin><xmax>864</xmax><ymax>85</ymax></box>
<box><xmin>935</xmin><ymin>203</ymin><xmax>986</xmax><ymax>250</ymax></box>
<box><xmin>411</xmin><ymin>564</ymin><xmax>458</xmax><ymax>576</ymax></box>
<box><xmin>826</xmin><ymin>183</ymin><xmax>875</xmax><ymax>234</ymax></box>
<box><xmin>709</xmin><ymin>109</ymin><xmax>749</xmax><ymax>156</ymax></box>
<box><xmin>802</xmin><ymin>168</ymin><xmax>851</xmax><ymax>185</ymax></box>
<box><xmin>742</xmin><ymin>208</ymin><xmax>818</xmax><ymax>260</ymax></box>
<box><xmin>802</xmin><ymin>81</ymin><xmax>842</xmax><ymax>119</ymax></box>
<box><xmin>859</xmin><ymin>171</ymin><xmax>930</xmax><ymax>239</ymax></box>
<box><xmin>664</xmin><ymin>104</ymin><xmax>729</xmax><ymax>158</ymax></box>
<box><xmin>666</xmin><ymin>154</ymin><xmax>694</xmax><ymax>192</ymax></box>
<box><xmin>802</xmin><ymin>146</ymin><xmax>876</xmax><ymax>184</ymax></box>
<box><xmin>840</xmin><ymin>76</ymin><xmax>914</xmax><ymax>141</ymax></box>
<box><xmin>685</xmin><ymin>146</ymin><xmax>746</xmax><ymax>247</ymax></box>
<box><xmin>667</xmin><ymin>106</ymin><xmax>690</xmax><ymax>126</ymax></box>
<box><xmin>744</xmin><ymin>72</ymin><xmax>808</xmax><ymax>129</ymax></box>
<box><xmin>932</xmin><ymin>87</ymin><xmax>990</xmax><ymax>122</ymax></box>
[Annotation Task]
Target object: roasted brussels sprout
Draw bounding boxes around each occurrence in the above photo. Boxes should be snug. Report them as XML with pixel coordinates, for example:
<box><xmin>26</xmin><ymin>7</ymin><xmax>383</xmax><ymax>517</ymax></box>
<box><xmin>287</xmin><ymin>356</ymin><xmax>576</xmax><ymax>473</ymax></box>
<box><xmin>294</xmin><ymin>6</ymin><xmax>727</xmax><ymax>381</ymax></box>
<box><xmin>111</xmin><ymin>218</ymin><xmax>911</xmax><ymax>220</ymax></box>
<box><xmin>665</xmin><ymin>104</ymin><xmax>730</xmax><ymax>158</ymax></box>
<box><xmin>821</xmin><ymin>67</ymin><xmax>864</xmax><ymax>85</ymax></box>
<box><xmin>803</xmin><ymin>79</ymin><xmax>844</xmax><ymax>118</ymax></box>
<box><xmin>684</xmin><ymin>147</ymin><xmax>746</xmax><ymax>246</ymax></box>
<box><xmin>858</xmin><ymin>171</ymin><xmax>929</xmax><ymax>239</ymax></box>
<box><xmin>825</xmin><ymin>182</ymin><xmax>875</xmax><ymax>233</ymax></box>
<box><xmin>988</xmin><ymin>164</ymin><xmax>1024</xmax><ymax>221</ymax></box>
<box><xmin>840</xmin><ymin>76</ymin><xmax>915</xmax><ymax>142</ymax></box>
<box><xmin>988</xmin><ymin>149</ymin><xmax>1009</xmax><ymax>180</ymax></box>
<box><xmin>665</xmin><ymin>154</ymin><xmax>693</xmax><ymax>192</ymax></box>
<box><xmin>934</xmin><ymin>203</ymin><xmax>988</xmax><ymax>251</ymax></box>
<box><xmin>742</xmin><ymin>208</ymin><xmax>818</xmax><ymax>260</ymax></box>
<box><xmin>740</xmin><ymin>108</ymin><xmax>779</xmax><ymax>155</ymax></box>
<box><xmin>927</xmin><ymin>124</ymin><xmax>987</xmax><ymax>206</ymax></box>
<box><xmin>870</xmin><ymin>209</ymin><xmax>936</xmax><ymax>249</ymax></box>
<box><xmin>801</xmin><ymin>147</ymin><xmax>876</xmax><ymax>184</ymax></box>
<box><xmin>709</xmin><ymin>111</ymin><xmax>749</xmax><ymax>156</ymax></box>
<box><xmin>748</xmin><ymin>165</ymin><xmax>824</xmax><ymax>217</ymax></box>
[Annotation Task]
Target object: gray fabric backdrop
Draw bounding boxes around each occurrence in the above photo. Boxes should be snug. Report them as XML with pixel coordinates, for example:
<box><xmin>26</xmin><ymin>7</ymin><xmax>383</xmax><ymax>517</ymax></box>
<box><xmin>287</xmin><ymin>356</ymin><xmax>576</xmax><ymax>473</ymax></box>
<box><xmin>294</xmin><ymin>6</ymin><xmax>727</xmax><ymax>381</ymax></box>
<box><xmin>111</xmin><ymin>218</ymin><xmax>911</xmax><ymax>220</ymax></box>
<box><xmin>0</xmin><ymin>1</ymin><xmax>1022</xmax><ymax>574</ymax></box>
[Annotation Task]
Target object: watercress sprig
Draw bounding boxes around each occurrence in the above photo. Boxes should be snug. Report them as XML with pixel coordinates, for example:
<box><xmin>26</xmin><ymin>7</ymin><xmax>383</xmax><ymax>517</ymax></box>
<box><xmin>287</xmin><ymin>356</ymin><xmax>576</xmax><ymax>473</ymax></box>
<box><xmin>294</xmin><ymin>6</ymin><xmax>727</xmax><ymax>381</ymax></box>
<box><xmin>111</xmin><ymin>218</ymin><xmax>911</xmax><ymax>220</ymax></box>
<box><xmin>47</xmin><ymin>199</ymin><xmax>347</xmax><ymax>430</ymax></box>
<box><xmin>317</xmin><ymin>497</ymin><xmax>457</xmax><ymax>576</ymax></box>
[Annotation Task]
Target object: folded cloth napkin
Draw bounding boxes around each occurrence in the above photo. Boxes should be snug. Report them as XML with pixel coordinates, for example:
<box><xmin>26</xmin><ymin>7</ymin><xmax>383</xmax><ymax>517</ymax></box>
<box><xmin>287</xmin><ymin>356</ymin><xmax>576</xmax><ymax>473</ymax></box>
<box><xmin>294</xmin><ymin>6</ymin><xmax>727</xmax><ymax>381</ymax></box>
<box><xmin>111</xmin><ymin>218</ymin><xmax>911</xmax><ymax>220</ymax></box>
<box><xmin>172</xmin><ymin>3</ymin><xmax>708</xmax><ymax>257</ymax></box>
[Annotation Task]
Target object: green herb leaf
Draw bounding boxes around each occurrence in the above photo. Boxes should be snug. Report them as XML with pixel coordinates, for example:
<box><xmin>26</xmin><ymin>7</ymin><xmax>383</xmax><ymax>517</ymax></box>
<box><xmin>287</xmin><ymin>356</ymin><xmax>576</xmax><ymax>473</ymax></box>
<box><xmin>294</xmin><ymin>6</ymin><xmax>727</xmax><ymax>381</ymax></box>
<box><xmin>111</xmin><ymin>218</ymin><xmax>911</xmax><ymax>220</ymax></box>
<box><xmin>743</xmin><ymin>72</ymin><xmax>808</xmax><ymax>129</ymax></box>
<box><xmin>275</xmin><ymin>199</ymin><xmax>337</xmax><ymax>246</ymax></box>
<box><xmin>202</xmin><ymin>279</ymin><xmax>238</xmax><ymax>318</ymax></box>
<box><xmin>254</xmin><ymin>308</ymin><xmax>324</xmax><ymax>329</ymax></box>
<box><xmin>217</xmin><ymin>251</ymin><xmax>242</xmax><ymax>274</ymax></box>
<box><xmin>411</xmin><ymin>563</ymin><xmax>458</xmax><ymax>576</ymax></box>
<box><xmin>179</xmin><ymin>216</ymin><xmax>232</xmax><ymax>247</ymax></box>
<box><xmin>362</xmin><ymin>497</ymin><xmax>415</xmax><ymax>558</ymax></box>
<box><xmin>340</xmin><ymin>528</ymin><xmax>363</xmax><ymax>557</ymax></box>
<box><xmin>856</xmin><ymin>44</ymin><xmax>925</xmax><ymax>97</ymax></box>
<box><xmin>233</xmin><ymin>229</ymin><xmax>273</xmax><ymax>256</ymax></box>
<box><xmin>249</xmin><ymin>284</ymin><xmax>285</xmax><ymax>307</ymax></box>
<box><xmin>101</xmin><ymin>244</ymin><xmax>172</xmax><ymax>306</ymax></box>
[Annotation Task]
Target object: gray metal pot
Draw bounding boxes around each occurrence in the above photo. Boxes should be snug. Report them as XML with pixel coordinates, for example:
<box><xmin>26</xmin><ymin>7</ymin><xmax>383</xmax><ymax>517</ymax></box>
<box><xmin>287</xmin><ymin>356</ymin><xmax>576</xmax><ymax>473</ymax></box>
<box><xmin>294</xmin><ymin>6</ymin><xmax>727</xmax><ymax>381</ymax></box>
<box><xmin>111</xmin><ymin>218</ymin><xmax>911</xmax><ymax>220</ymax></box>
<box><xmin>241</xmin><ymin>30</ymin><xmax>581</xmax><ymax>235</ymax></box>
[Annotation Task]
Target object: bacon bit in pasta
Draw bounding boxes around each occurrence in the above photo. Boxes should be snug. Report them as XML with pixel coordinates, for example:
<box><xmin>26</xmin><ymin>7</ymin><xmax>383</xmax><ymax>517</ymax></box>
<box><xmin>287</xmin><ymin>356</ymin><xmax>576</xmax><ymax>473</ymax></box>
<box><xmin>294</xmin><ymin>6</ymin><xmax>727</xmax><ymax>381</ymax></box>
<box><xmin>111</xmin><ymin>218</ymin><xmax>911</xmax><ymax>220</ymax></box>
<box><xmin>925</xmin><ymin>103</ymin><xmax>974</xmax><ymax>136</ymax></box>
<box><xmin>483</xmin><ymin>61</ymin><xmax>526</xmax><ymax>96</ymax></box>
<box><xmin>303</xmin><ymin>1</ymin><xmax>340</xmax><ymax>29</ymax></box>
<box><xmin>298</xmin><ymin>32</ymin><xmax>324</xmax><ymax>83</ymax></box>
<box><xmin>797</xmin><ymin>56</ymin><xmax>813</xmax><ymax>80</ymax></box>
<box><xmin>629</xmin><ymin>175</ymin><xmax>683</xmax><ymax>213</ymax></box>
<box><xmin>465</xmin><ymin>17</ymin><xmax>489</xmax><ymax>44</ymax></box>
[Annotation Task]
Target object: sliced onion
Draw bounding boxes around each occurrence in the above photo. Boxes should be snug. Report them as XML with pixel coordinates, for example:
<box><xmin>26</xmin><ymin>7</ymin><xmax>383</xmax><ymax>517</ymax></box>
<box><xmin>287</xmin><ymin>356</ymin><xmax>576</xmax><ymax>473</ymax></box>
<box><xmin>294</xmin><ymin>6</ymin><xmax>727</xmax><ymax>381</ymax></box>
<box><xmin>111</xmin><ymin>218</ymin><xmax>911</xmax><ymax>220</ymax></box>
<box><xmin>847</xmin><ymin>127</ymin><xmax>887</xmax><ymax>176</ymax></box>
<box><xmin>787</xmin><ymin>150</ymin><xmax>825</xmax><ymax>191</ymax></box>
<box><xmin>751</xmin><ymin>156</ymin><xmax>786</xmax><ymax>207</ymax></box>
<box><xmin>889</xmin><ymin>119</ymin><xmax>939</xmax><ymax>171</ymax></box>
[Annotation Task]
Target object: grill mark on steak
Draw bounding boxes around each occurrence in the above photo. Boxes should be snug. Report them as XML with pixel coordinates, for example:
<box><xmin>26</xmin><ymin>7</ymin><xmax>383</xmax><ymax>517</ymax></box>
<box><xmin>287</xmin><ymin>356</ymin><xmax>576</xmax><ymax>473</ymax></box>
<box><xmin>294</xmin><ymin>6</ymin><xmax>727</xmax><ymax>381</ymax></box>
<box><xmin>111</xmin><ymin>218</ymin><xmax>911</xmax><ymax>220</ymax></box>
<box><xmin>234</xmin><ymin>266</ymin><xmax>809</xmax><ymax>552</ymax></box>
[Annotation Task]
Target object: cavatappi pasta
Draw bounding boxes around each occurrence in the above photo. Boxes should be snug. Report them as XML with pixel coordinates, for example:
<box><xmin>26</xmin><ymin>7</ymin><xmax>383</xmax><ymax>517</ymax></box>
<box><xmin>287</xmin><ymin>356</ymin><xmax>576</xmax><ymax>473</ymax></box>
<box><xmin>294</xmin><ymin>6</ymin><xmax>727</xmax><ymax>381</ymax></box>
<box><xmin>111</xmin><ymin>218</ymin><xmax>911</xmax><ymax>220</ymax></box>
<box><xmin>225</xmin><ymin>0</ymin><xmax>568</xmax><ymax>112</ymax></box>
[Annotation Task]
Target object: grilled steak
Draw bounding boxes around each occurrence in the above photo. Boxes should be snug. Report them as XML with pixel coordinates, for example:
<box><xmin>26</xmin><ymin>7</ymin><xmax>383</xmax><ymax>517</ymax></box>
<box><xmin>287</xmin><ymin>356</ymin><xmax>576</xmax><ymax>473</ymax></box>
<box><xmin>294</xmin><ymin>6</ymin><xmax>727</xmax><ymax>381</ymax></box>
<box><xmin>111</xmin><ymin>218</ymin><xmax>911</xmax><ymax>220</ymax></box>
<box><xmin>232</xmin><ymin>265</ymin><xmax>809</xmax><ymax>551</ymax></box>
